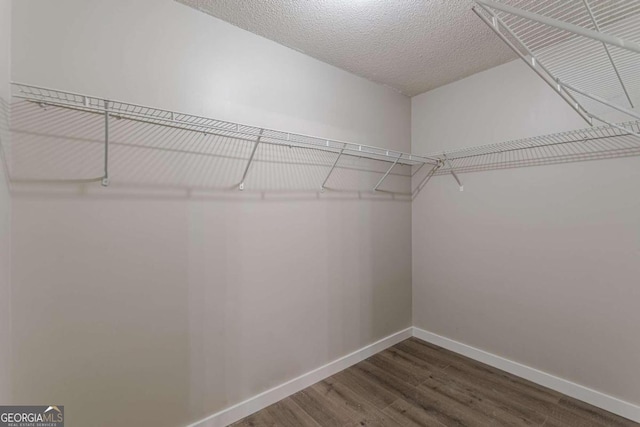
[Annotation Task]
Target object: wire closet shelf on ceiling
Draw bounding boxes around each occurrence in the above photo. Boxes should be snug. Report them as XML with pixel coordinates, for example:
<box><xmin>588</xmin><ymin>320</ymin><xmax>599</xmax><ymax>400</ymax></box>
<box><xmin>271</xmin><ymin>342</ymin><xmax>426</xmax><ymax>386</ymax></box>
<box><xmin>410</xmin><ymin>0</ymin><xmax>640</xmax><ymax>188</ymax></box>
<box><xmin>472</xmin><ymin>0</ymin><xmax>640</xmax><ymax>131</ymax></box>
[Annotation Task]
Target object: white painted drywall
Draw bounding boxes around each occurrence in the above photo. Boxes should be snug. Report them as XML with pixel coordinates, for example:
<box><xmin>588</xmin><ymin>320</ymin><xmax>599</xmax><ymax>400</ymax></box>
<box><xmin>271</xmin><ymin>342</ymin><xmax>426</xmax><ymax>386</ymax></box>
<box><xmin>0</xmin><ymin>0</ymin><xmax>12</xmax><ymax>406</ymax></box>
<box><xmin>10</xmin><ymin>1</ymin><xmax>411</xmax><ymax>426</ymax></box>
<box><xmin>412</xmin><ymin>59</ymin><xmax>640</xmax><ymax>407</ymax></box>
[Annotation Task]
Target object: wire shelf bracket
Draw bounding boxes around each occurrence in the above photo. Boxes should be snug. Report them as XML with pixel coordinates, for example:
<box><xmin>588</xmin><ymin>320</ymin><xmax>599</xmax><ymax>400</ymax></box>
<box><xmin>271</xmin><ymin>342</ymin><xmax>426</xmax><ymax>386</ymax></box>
<box><xmin>102</xmin><ymin>100</ymin><xmax>110</xmax><ymax>187</ymax></box>
<box><xmin>373</xmin><ymin>153</ymin><xmax>402</xmax><ymax>191</ymax></box>
<box><xmin>239</xmin><ymin>129</ymin><xmax>264</xmax><ymax>191</ymax></box>
<box><xmin>443</xmin><ymin>155</ymin><xmax>464</xmax><ymax>191</ymax></box>
<box><xmin>320</xmin><ymin>143</ymin><xmax>346</xmax><ymax>192</ymax></box>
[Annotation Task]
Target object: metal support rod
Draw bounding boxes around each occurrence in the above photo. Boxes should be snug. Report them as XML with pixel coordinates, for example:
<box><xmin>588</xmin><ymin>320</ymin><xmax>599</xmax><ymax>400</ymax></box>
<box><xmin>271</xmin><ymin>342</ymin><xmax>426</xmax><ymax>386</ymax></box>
<box><xmin>412</xmin><ymin>162</ymin><xmax>443</xmax><ymax>196</ymax></box>
<box><xmin>102</xmin><ymin>100</ymin><xmax>110</xmax><ymax>187</ymax></box>
<box><xmin>560</xmin><ymin>81</ymin><xmax>640</xmax><ymax>121</ymax></box>
<box><xmin>321</xmin><ymin>144</ymin><xmax>346</xmax><ymax>191</ymax></box>
<box><xmin>477</xmin><ymin>5</ymin><xmax>591</xmax><ymax>126</ymax></box>
<box><xmin>589</xmin><ymin>113</ymin><xmax>640</xmax><ymax>141</ymax></box>
<box><xmin>373</xmin><ymin>154</ymin><xmax>402</xmax><ymax>191</ymax></box>
<box><xmin>582</xmin><ymin>0</ymin><xmax>634</xmax><ymax>108</ymax></box>
<box><xmin>476</xmin><ymin>0</ymin><xmax>640</xmax><ymax>54</ymax></box>
<box><xmin>443</xmin><ymin>156</ymin><xmax>463</xmax><ymax>191</ymax></box>
<box><xmin>239</xmin><ymin>129</ymin><xmax>264</xmax><ymax>191</ymax></box>
<box><xmin>472</xmin><ymin>6</ymin><xmax>592</xmax><ymax>125</ymax></box>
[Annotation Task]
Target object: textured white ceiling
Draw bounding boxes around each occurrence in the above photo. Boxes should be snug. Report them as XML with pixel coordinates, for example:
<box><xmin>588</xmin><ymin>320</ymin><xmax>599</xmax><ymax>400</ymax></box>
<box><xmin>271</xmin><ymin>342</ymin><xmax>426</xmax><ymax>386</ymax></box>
<box><xmin>176</xmin><ymin>0</ymin><xmax>516</xmax><ymax>96</ymax></box>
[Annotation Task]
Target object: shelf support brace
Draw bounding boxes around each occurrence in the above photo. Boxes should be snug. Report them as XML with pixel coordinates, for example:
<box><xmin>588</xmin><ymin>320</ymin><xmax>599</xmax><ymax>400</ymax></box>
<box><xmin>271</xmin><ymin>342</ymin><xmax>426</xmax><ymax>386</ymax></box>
<box><xmin>320</xmin><ymin>144</ymin><xmax>346</xmax><ymax>192</ymax></box>
<box><xmin>559</xmin><ymin>81</ymin><xmax>640</xmax><ymax>122</ymax></box>
<box><xmin>102</xmin><ymin>100</ymin><xmax>110</xmax><ymax>187</ymax></box>
<box><xmin>582</xmin><ymin>0</ymin><xmax>633</xmax><ymax>108</ymax></box>
<box><xmin>589</xmin><ymin>114</ymin><xmax>640</xmax><ymax>141</ymax></box>
<box><xmin>476</xmin><ymin>0</ymin><xmax>640</xmax><ymax>54</ymax></box>
<box><xmin>239</xmin><ymin>129</ymin><xmax>264</xmax><ymax>191</ymax></box>
<box><xmin>413</xmin><ymin>161</ymin><xmax>443</xmax><ymax>196</ymax></box>
<box><xmin>443</xmin><ymin>155</ymin><xmax>463</xmax><ymax>191</ymax></box>
<box><xmin>373</xmin><ymin>154</ymin><xmax>402</xmax><ymax>191</ymax></box>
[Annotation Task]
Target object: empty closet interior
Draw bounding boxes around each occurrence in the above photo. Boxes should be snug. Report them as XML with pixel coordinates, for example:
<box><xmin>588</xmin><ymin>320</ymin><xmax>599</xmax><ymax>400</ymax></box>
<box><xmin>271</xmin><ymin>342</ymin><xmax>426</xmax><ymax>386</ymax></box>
<box><xmin>0</xmin><ymin>1</ymin><xmax>639</xmax><ymax>426</ymax></box>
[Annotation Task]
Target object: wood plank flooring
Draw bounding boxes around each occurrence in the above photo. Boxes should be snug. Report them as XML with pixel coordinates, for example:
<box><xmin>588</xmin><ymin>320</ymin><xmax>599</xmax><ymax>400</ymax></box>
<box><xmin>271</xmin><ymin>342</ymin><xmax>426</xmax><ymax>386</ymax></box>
<box><xmin>231</xmin><ymin>337</ymin><xmax>638</xmax><ymax>427</ymax></box>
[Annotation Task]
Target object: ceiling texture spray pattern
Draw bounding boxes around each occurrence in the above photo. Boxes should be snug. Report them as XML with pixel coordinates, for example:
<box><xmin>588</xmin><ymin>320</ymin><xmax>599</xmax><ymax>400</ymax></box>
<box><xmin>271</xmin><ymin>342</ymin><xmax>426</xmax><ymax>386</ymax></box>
<box><xmin>176</xmin><ymin>0</ymin><xmax>516</xmax><ymax>96</ymax></box>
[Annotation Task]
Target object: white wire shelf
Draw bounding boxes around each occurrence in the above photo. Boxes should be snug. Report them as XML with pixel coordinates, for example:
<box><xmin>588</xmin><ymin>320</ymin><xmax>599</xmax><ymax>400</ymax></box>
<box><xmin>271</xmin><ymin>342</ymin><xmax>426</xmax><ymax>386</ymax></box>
<box><xmin>11</xmin><ymin>83</ymin><xmax>434</xmax><ymax>167</ymax></box>
<box><xmin>10</xmin><ymin>83</ymin><xmax>640</xmax><ymax>195</ymax></box>
<box><xmin>474</xmin><ymin>0</ymin><xmax>640</xmax><ymax>131</ymax></box>
<box><xmin>424</xmin><ymin>119</ymin><xmax>640</xmax><ymax>177</ymax></box>
<box><xmin>11</xmin><ymin>82</ymin><xmax>436</xmax><ymax>192</ymax></box>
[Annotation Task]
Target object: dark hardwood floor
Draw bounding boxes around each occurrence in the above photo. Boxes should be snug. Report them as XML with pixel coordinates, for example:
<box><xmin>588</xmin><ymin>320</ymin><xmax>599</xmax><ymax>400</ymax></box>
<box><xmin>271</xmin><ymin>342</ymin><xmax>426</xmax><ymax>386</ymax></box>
<box><xmin>231</xmin><ymin>337</ymin><xmax>639</xmax><ymax>427</ymax></box>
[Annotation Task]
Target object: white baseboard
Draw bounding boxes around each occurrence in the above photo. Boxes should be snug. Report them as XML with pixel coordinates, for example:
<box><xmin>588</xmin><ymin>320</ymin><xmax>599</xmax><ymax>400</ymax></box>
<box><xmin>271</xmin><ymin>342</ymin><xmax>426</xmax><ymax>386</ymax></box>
<box><xmin>187</xmin><ymin>327</ymin><xmax>413</xmax><ymax>427</ymax></box>
<box><xmin>412</xmin><ymin>327</ymin><xmax>640</xmax><ymax>423</ymax></box>
<box><xmin>187</xmin><ymin>325</ymin><xmax>639</xmax><ymax>426</ymax></box>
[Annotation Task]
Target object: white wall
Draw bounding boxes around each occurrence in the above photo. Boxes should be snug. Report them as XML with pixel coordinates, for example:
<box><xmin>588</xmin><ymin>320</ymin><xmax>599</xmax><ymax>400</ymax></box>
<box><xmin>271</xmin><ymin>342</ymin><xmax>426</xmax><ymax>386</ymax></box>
<box><xmin>0</xmin><ymin>0</ymin><xmax>12</xmax><ymax>406</ymax></box>
<box><xmin>10</xmin><ymin>1</ymin><xmax>412</xmax><ymax>426</ymax></box>
<box><xmin>412</xmin><ymin>59</ymin><xmax>640</xmax><ymax>406</ymax></box>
